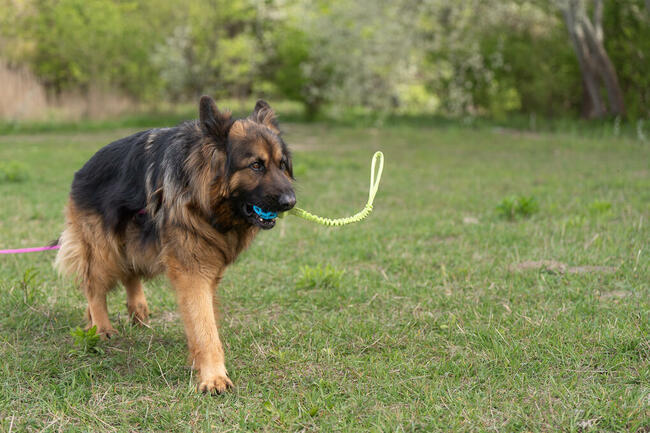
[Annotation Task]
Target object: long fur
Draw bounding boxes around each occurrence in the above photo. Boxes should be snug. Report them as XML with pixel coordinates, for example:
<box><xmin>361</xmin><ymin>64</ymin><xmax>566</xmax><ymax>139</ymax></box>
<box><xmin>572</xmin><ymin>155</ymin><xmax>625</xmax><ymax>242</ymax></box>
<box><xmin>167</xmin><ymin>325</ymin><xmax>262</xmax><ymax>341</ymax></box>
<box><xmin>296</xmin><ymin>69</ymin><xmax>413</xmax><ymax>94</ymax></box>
<box><xmin>55</xmin><ymin>97</ymin><xmax>295</xmax><ymax>393</ymax></box>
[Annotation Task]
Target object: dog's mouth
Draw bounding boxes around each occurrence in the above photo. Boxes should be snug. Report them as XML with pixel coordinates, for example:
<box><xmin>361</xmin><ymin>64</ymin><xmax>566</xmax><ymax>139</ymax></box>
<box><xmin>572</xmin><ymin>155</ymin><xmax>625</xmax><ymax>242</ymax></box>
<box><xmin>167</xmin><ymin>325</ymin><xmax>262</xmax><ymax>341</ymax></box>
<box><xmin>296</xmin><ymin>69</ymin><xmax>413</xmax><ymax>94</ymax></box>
<box><xmin>242</xmin><ymin>203</ymin><xmax>277</xmax><ymax>229</ymax></box>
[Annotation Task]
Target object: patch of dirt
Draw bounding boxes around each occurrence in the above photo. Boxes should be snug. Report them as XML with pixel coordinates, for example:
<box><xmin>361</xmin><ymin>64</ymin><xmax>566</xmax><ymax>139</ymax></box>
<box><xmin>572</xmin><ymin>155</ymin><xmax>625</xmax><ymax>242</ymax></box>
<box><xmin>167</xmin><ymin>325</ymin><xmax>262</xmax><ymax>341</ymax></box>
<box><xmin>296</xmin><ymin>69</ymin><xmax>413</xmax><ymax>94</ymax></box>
<box><xmin>577</xmin><ymin>418</ymin><xmax>600</xmax><ymax>431</ymax></box>
<box><xmin>510</xmin><ymin>260</ymin><xmax>617</xmax><ymax>274</ymax></box>
<box><xmin>430</xmin><ymin>235</ymin><xmax>459</xmax><ymax>245</ymax></box>
<box><xmin>155</xmin><ymin>311</ymin><xmax>179</xmax><ymax>323</ymax></box>
<box><xmin>567</xmin><ymin>265</ymin><xmax>617</xmax><ymax>274</ymax></box>
<box><xmin>511</xmin><ymin>260</ymin><xmax>567</xmax><ymax>273</ymax></box>
<box><xmin>598</xmin><ymin>290</ymin><xmax>629</xmax><ymax>300</ymax></box>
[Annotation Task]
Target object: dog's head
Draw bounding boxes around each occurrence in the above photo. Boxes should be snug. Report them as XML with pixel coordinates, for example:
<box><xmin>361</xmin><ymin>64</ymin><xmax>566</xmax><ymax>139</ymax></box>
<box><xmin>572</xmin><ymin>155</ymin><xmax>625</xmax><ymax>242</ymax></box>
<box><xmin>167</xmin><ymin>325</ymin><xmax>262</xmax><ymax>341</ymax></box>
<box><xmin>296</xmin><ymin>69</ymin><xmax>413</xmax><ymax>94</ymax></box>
<box><xmin>199</xmin><ymin>96</ymin><xmax>295</xmax><ymax>230</ymax></box>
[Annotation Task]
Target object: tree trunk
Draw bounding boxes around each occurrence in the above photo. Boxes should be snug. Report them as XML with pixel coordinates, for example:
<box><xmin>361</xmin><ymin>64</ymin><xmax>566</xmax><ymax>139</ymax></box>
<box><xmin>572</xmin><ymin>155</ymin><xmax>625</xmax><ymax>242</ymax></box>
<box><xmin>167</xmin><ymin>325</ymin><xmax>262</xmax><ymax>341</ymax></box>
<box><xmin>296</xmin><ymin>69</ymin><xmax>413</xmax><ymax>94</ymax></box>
<box><xmin>579</xmin><ymin>3</ymin><xmax>626</xmax><ymax>115</ymax></box>
<box><xmin>560</xmin><ymin>0</ymin><xmax>626</xmax><ymax>118</ymax></box>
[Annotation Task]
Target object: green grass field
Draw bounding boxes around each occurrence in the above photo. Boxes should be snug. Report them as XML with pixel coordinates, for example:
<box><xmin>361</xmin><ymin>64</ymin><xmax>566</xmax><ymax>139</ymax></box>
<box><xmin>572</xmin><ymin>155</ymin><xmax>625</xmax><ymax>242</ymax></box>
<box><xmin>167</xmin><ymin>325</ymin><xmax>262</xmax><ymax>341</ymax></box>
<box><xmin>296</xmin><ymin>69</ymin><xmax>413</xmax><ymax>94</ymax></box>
<box><xmin>0</xmin><ymin>122</ymin><xmax>648</xmax><ymax>432</ymax></box>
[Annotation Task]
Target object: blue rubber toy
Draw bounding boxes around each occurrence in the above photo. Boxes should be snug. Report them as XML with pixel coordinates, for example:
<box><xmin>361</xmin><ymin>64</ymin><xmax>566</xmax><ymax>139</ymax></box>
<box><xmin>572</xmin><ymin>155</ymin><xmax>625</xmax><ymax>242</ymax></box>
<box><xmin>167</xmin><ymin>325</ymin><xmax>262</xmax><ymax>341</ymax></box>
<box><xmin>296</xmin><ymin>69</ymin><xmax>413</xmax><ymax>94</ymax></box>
<box><xmin>253</xmin><ymin>205</ymin><xmax>277</xmax><ymax>220</ymax></box>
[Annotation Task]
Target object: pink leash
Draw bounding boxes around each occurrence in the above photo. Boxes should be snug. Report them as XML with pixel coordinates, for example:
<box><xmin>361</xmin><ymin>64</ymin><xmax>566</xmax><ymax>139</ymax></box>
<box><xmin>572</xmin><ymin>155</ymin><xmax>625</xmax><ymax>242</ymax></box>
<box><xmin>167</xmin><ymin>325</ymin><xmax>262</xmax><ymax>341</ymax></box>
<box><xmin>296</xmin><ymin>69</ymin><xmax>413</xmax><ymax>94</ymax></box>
<box><xmin>0</xmin><ymin>245</ymin><xmax>60</xmax><ymax>254</ymax></box>
<box><xmin>1</xmin><ymin>209</ymin><xmax>147</xmax><ymax>254</ymax></box>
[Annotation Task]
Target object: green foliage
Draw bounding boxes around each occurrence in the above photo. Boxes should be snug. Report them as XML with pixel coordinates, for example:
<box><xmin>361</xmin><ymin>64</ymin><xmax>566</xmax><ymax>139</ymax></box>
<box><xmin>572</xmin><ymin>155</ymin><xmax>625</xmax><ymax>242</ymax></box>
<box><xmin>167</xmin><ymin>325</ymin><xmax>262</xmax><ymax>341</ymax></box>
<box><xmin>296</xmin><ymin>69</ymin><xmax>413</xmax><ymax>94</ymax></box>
<box><xmin>418</xmin><ymin>2</ymin><xmax>582</xmax><ymax>117</ymax></box>
<box><xmin>24</xmin><ymin>0</ymin><xmax>166</xmax><ymax>99</ymax></box>
<box><xmin>70</xmin><ymin>326</ymin><xmax>103</xmax><ymax>355</ymax></box>
<box><xmin>496</xmin><ymin>195</ymin><xmax>539</xmax><ymax>220</ymax></box>
<box><xmin>589</xmin><ymin>200</ymin><xmax>612</xmax><ymax>214</ymax></box>
<box><xmin>296</xmin><ymin>265</ymin><xmax>344</xmax><ymax>290</ymax></box>
<box><xmin>496</xmin><ymin>196</ymin><xmax>518</xmax><ymax>220</ymax></box>
<box><xmin>152</xmin><ymin>0</ymin><xmax>262</xmax><ymax>100</ymax></box>
<box><xmin>477</xmin><ymin>8</ymin><xmax>581</xmax><ymax>118</ymax></box>
<box><xmin>0</xmin><ymin>0</ymin><xmax>648</xmax><ymax>118</ymax></box>
<box><xmin>18</xmin><ymin>268</ymin><xmax>40</xmax><ymax>305</ymax></box>
<box><xmin>0</xmin><ymin>160</ymin><xmax>29</xmax><ymax>182</ymax></box>
<box><xmin>515</xmin><ymin>195</ymin><xmax>539</xmax><ymax>217</ymax></box>
<box><xmin>603</xmin><ymin>0</ymin><xmax>650</xmax><ymax>119</ymax></box>
<box><xmin>265</xmin><ymin>26</ymin><xmax>319</xmax><ymax>117</ymax></box>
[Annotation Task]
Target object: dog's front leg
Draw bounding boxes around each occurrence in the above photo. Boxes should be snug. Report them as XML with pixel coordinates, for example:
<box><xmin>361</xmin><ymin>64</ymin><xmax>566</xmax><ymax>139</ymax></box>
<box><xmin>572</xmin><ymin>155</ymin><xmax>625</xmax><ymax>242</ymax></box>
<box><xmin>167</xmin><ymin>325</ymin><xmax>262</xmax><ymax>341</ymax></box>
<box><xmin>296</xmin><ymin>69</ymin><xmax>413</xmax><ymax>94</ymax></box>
<box><xmin>167</xmin><ymin>258</ymin><xmax>233</xmax><ymax>394</ymax></box>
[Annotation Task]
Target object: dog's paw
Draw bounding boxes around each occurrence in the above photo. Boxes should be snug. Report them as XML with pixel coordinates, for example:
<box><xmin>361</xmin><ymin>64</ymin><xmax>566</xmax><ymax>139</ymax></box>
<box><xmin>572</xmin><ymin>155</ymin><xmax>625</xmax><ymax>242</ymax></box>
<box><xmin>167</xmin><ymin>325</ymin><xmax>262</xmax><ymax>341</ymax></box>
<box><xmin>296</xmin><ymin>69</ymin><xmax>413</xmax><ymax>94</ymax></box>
<box><xmin>97</xmin><ymin>326</ymin><xmax>119</xmax><ymax>340</ymax></box>
<box><xmin>127</xmin><ymin>301</ymin><xmax>150</xmax><ymax>326</ymax></box>
<box><xmin>85</xmin><ymin>323</ymin><xmax>118</xmax><ymax>340</ymax></box>
<box><xmin>198</xmin><ymin>374</ymin><xmax>233</xmax><ymax>395</ymax></box>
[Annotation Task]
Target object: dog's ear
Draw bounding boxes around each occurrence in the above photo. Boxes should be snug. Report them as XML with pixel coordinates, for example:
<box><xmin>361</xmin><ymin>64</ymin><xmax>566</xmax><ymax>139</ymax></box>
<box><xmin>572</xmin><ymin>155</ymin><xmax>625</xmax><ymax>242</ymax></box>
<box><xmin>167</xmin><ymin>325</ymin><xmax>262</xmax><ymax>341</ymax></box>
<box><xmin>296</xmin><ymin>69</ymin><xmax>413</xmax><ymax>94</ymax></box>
<box><xmin>250</xmin><ymin>99</ymin><xmax>280</xmax><ymax>134</ymax></box>
<box><xmin>199</xmin><ymin>95</ymin><xmax>232</xmax><ymax>146</ymax></box>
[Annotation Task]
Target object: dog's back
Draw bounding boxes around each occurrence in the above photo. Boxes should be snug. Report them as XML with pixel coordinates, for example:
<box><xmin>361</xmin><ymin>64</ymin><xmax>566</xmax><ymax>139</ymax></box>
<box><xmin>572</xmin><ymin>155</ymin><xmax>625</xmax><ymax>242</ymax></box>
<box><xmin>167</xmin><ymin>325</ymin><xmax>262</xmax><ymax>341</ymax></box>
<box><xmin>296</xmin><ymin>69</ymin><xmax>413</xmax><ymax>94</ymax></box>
<box><xmin>70</xmin><ymin>130</ymin><xmax>151</xmax><ymax>233</ymax></box>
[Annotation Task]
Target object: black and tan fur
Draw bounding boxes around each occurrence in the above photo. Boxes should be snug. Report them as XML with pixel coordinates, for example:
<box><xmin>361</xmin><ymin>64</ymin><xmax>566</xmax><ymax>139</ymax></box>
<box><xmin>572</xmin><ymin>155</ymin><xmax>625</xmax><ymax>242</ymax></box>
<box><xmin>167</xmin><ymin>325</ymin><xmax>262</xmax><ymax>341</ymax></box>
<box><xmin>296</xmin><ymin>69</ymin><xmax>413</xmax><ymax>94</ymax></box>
<box><xmin>55</xmin><ymin>97</ymin><xmax>295</xmax><ymax>393</ymax></box>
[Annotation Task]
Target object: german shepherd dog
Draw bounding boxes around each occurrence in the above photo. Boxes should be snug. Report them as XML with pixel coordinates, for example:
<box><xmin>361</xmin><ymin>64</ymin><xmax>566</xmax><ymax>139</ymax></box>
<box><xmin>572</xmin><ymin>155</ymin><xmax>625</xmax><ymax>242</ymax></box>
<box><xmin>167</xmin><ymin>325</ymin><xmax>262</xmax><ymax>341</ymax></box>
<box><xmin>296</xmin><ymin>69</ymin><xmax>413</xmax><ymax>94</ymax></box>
<box><xmin>55</xmin><ymin>96</ymin><xmax>295</xmax><ymax>393</ymax></box>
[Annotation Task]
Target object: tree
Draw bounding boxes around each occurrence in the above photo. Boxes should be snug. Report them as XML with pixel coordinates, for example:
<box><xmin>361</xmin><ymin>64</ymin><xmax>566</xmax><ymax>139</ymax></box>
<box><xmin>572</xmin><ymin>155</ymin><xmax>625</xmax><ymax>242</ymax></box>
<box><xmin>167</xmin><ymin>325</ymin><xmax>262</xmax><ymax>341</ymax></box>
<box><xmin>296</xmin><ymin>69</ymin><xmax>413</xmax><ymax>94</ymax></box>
<box><xmin>559</xmin><ymin>0</ymin><xmax>625</xmax><ymax>117</ymax></box>
<box><xmin>22</xmin><ymin>0</ymin><xmax>169</xmax><ymax>103</ymax></box>
<box><xmin>263</xmin><ymin>0</ymin><xmax>422</xmax><ymax>118</ymax></box>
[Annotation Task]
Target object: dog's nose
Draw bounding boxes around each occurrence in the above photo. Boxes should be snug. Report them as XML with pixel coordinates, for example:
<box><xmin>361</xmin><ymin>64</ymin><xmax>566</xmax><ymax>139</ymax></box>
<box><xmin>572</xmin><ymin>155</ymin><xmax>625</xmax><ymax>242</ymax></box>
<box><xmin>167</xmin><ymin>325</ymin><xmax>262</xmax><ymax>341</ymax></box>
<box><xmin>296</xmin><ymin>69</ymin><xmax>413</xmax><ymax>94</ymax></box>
<box><xmin>278</xmin><ymin>192</ymin><xmax>296</xmax><ymax>211</ymax></box>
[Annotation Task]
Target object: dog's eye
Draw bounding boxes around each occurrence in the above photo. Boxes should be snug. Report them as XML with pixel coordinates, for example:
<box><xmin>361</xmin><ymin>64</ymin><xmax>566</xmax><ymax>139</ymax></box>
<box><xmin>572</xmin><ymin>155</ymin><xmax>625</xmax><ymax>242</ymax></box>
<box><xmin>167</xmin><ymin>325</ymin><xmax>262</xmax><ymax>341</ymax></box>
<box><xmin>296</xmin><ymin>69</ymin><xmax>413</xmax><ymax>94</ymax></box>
<box><xmin>249</xmin><ymin>161</ymin><xmax>264</xmax><ymax>172</ymax></box>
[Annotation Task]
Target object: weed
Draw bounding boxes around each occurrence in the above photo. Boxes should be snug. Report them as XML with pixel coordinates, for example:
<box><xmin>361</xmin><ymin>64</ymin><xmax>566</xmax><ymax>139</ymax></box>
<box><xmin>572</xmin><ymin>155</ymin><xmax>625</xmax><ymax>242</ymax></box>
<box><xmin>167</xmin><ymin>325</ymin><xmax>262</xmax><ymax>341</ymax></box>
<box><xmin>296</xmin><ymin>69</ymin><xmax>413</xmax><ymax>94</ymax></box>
<box><xmin>589</xmin><ymin>200</ymin><xmax>612</xmax><ymax>214</ymax></box>
<box><xmin>496</xmin><ymin>195</ymin><xmax>539</xmax><ymax>220</ymax></box>
<box><xmin>0</xmin><ymin>160</ymin><xmax>29</xmax><ymax>182</ymax></box>
<box><xmin>18</xmin><ymin>268</ymin><xmax>41</xmax><ymax>305</ymax></box>
<box><xmin>496</xmin><ymin>196</ymin><xmax>518</xmax><ymax>220</ymax></box>
<box><xmin>516</xmin><ymin>195</ymin><xmax>539</xmax><ymax>217</ymax></box>
<box><xmin>296</xmin><ymin>264</ymin><xmax>344</xmax><ymax>290</ymax></box>
<box><xmin>69</xmin><ymin>326</ymin><xmax>103</xmax><ymax>355</ymax></box>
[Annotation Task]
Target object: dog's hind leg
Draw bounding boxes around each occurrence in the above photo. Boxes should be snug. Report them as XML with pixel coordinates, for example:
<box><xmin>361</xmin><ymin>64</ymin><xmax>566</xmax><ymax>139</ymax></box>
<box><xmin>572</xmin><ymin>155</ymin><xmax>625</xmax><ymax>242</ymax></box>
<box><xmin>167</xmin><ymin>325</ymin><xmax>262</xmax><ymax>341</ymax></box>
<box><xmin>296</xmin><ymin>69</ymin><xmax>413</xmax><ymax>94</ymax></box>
<box><xmin>56</xmin><ymin>202</ymin><xmax>120</xmax><ymax>339</ymax></box>
<box><xmin>83</xmin><ymin>278</ymin><xmax>118</xmax><ymax>339</ymax></box>
<box><xmin>123</xmin><ymin>276</ymin><xmax>150</xmax><ymax>325</ymax></box>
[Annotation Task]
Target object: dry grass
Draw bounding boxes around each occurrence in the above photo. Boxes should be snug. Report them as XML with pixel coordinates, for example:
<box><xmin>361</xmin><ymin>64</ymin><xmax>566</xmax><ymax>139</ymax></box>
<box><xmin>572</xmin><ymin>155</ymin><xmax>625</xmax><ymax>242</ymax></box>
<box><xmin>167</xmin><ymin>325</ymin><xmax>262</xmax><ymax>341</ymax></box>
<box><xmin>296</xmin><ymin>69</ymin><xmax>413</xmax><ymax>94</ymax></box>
<box><xmin>0</xmin><ymin>61</ymin><xmax>133</xmax><ymax>121</ymax></box>
<box><xmin>0</xmin><ymin>61</ymin><xmax>47</xmax><ymax>120</ymax></box>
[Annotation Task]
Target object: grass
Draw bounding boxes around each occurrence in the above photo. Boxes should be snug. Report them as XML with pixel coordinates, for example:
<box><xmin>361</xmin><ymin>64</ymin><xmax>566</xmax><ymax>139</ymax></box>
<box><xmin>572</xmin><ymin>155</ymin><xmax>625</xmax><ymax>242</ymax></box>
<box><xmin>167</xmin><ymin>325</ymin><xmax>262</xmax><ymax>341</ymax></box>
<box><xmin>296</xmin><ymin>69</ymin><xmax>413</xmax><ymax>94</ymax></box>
<box><xmin>0</xmin><ymin>99</ymin><xmax>305</xmax><ymax>136</ymax></box>
<box><xmin>1</xmin><ymin>97</ymin><xmax>647</xmax><ymax>143</ymax></box>
<box><xmin>0</xmin><ymin>119</ymin><xmax>648</xmax><ymax>432</ymax></box>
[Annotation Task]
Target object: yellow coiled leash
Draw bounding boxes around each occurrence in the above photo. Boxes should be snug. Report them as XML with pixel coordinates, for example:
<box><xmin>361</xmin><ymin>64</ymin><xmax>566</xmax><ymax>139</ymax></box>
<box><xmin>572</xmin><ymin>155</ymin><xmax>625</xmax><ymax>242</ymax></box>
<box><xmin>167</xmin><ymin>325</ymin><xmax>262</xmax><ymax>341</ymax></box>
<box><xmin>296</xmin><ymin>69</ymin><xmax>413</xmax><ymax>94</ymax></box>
<box><xmin>281</xmin><ymin>151</ymin><xmax>384</xmax><ymax>226</ymax></box>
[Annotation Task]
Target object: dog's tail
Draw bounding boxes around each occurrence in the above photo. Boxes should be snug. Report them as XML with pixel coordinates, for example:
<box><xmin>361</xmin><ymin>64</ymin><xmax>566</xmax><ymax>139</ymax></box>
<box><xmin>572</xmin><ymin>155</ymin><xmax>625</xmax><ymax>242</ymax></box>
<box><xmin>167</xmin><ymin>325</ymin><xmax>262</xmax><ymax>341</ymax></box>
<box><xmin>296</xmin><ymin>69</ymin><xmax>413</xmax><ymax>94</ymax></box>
<box><xmin>54</xmin><ymin>203</ymin><xmax>121</xmax><ymax>284</ymax></box>
<box><xmin>53</xmin><ymin>220</ymin><xmax>88</xmax><ymax>282</ymax></box>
